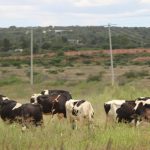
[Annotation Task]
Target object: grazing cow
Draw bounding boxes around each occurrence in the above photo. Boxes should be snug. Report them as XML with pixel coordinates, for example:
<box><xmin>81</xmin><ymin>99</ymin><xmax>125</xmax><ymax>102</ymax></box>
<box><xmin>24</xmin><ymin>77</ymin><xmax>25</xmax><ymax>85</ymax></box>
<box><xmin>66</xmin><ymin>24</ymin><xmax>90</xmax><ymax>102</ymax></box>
<box><xmin>41</xmin><ymin>89</ymin><xmax>72</xmax><ymax>100</ymax></box>
<box><xmin>104</xmin><ymin>100</ymin><xmax>126</xmax><ymax>121</ymax></box>
<box><xmin>0</xmin><ymin>98</ymin><xmax>43</xmax><ymax>130</ymax></box>
<box><xmin>30</xmin><ymin>92</ymin><xmax>70</xmax><ymax>118</ymax></box>
<box><xmin>65</xmin><ymin>99</ymin><xmax>94</xmax><ymax>129</ymax></box>
<box><xmin>104</xmin><ymin>98</ymin><xmax>150</xmax><ymax>126</ymax></box>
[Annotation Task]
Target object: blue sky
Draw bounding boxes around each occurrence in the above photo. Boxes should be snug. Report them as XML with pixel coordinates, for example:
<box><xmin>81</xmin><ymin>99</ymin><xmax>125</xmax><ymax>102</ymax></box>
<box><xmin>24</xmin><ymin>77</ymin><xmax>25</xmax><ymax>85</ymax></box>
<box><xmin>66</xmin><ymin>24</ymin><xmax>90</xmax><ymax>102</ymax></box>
<box><xmin>1</xmin><ymin>0</ymin><xmax>150</xmax><ymax>27</ymax></box>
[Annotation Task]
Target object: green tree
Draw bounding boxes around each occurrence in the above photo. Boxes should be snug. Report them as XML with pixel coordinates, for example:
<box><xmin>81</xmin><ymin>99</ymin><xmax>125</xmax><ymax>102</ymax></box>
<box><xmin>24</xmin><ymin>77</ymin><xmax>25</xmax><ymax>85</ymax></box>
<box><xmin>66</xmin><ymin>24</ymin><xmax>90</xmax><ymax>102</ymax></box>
<box><xmin>2</xmin><ymin>38</ymin><xmax>11</xmax><ymax>51</ymax></box>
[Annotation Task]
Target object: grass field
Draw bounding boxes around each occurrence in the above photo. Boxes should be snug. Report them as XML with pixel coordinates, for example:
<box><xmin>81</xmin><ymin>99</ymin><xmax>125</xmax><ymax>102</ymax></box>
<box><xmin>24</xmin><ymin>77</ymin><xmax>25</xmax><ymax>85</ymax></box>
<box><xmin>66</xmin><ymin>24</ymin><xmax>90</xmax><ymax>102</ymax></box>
<box><xmin>0</xmin><ymin>61</ymin><xmax>150</xmax><ymax>150</ymax></box>
<box><xmin>0</xmin><ymin>80</ymin><xmax>150</xmax><ymax>150</ymax></box>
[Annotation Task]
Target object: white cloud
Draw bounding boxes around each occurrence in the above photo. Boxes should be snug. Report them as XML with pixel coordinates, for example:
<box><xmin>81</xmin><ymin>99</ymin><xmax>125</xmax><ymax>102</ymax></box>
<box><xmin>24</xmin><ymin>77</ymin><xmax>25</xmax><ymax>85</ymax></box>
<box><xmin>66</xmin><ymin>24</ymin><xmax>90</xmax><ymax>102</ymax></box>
<box><xmin>71</xmin><ymin>0</ymin><xmax>120</xmax><ymax>7</ymax></box>
<box><xmin>22</xmin><ymin>0</ymin><xmax>119</xmax><ymax>6</ymax></box>
<box><xmin>36</xmin><ymin>8</ymin><xmax>150</xmax><ymax>26</ymax></box>
<box><xmin>0</xmin><ymin>0</ymin><xmax>150</xmax><ymax>27</ymax></box>
<box><xmin>140</xmin><ymin>0</ymin><xmax>150</xmax><ymax>3</ymax></box>
<box><xmin>0</xmin><ymin>5</ymin><xmax>36</xmax><ymax>19</ymax></box>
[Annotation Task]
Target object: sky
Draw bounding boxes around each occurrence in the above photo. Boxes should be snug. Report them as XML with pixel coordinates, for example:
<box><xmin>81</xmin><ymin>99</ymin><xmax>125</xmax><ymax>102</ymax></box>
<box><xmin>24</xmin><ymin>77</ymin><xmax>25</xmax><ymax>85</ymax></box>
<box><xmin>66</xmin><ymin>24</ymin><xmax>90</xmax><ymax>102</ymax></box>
<box><xmin>1</xmin><ymin>0</ymin><xmax>150</xmax><ymax>27</ymax></box>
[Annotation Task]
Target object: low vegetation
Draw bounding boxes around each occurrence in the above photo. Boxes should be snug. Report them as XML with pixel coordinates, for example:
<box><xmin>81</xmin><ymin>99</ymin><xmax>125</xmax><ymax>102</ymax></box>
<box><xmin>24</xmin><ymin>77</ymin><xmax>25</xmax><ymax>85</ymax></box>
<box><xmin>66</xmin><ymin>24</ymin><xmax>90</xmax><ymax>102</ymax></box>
<box><xmin>1</xmin><ymin>26</ymin><xmax>150</xmax><ymax>54</ymax></box>
<box><xmin>0</xmin><ymin>80</ymin><xmax>150</xmax><ymax>149</ymax></box>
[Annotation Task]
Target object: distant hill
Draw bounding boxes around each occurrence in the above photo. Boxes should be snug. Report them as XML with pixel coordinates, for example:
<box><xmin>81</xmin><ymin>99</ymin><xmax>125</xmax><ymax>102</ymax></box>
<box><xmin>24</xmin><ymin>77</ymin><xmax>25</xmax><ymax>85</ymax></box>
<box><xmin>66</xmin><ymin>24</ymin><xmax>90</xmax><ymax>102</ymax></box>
<box><xmin>0</xmin><ymin>26</ymin><xmax>150</xmax><ymax>54</ymax></box>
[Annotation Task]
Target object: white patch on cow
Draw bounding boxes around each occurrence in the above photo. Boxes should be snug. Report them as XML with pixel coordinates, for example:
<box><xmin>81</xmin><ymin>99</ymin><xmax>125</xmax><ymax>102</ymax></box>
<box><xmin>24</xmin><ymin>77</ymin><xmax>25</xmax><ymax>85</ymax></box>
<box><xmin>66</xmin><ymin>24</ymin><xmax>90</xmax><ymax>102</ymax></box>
<box><xmin>105</xmin><ymin>100</ymin><xmax>126</xmax><ymax>105</ymax></box>
<box><xmin>139</xmin><ymin>97</ymin><xmax>145</xmax><ymax>99</ymax></box>
<box><xmin>31</xmin><ymin>93</ymin><xmax>42</xmax><ymax>103</ymax></box>
<box><xmin>43</xmin><ymin>90</ymin><xmax>49</xmax><ymax>95</ymax></box>
<box><xmin>2</xmin><ymin>96</ymin><xmax>9</xmax><ymax>100</ymax></box>
<box><xmin>104</xmin><ymin>100</ymin><xmax>126</xmax><ymax>121</ymax></box>
<box><xmin>12</xmin><ymin>103</ymin><xmax>22</xmax><ymax>110</ymax></box>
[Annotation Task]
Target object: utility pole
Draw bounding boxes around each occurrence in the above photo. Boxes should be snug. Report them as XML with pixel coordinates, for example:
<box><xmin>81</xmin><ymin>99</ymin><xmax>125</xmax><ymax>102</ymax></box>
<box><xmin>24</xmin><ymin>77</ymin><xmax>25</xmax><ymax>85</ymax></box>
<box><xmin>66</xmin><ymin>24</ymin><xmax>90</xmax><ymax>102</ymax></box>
<box><xmin>30</xmin><ymin>28</ymin><xmax>33</xmax><ymax>85</ymax></box>
<box><xmin>108</xmin><ymin>24</ymin><xmax>115</xmax><ymax>86</ymax></box>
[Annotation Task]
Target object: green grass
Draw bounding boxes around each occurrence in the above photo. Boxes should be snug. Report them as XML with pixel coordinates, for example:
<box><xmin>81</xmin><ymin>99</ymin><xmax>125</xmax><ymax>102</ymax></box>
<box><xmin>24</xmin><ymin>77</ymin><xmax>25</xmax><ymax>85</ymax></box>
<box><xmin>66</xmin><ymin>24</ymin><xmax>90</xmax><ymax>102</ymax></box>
<box><xmin>0</xmin><ymin>81</ymin><xmax>150</xmax><ymax>150</ymax></box>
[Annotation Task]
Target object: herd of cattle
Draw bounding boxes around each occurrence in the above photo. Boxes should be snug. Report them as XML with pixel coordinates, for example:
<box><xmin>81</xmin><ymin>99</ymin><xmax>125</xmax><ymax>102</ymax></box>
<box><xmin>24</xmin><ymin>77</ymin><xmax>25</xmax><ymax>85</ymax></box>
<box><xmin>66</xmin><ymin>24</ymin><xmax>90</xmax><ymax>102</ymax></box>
<box><xmin>0</xmin><ymin>89</ymin><xmax>150</xmax><ymax>130</ymax></box>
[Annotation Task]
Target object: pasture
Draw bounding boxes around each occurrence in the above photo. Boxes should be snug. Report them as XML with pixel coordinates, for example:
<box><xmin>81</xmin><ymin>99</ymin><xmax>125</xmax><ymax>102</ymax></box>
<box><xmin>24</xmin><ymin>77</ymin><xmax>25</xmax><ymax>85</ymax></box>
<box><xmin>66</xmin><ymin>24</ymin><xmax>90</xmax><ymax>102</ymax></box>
<box><xmin>0</xmin><ymin>81</ymin><xmax>150</xmax><ymax>150</ymax></box>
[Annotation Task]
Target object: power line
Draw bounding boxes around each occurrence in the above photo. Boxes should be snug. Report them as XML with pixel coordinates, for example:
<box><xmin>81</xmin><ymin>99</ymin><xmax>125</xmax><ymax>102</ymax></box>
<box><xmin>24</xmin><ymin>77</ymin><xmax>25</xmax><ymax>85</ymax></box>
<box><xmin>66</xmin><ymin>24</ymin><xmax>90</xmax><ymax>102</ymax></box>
<box><xmin>111</xmin><ymin>27</ymin><xmax>150</xmax><ymax>43</ymax></box>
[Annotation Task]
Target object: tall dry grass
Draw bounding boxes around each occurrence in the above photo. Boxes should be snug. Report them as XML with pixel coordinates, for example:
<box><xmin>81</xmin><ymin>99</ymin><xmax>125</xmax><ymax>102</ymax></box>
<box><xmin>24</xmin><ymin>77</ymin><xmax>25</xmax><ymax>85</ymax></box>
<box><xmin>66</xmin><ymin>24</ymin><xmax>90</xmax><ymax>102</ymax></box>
<box><xmin>0</xmin><ymin>82</ymin><xmax>150</xmax><ymax>150</ymax></box>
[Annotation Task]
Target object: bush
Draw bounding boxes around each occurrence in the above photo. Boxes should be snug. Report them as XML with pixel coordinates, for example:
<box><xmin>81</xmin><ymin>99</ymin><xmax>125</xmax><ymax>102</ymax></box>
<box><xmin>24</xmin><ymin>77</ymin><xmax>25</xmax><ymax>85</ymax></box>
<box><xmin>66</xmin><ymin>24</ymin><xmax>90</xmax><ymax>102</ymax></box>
<box><xmin>123</xmin><ymin>70</ymin><xmax>149</xmax><ymax>79</ymax></box>
<box><xmin>83</xmin><ymin>60</ymin><xmax>91</xmax><ymax>64</ymax></box>
<box><xmin>76</xmin><ymin>72</ymin><xmax>85</xmax><ymax>76</ymax></box>
<box><xmin>0</xmin><ymin>76</ymin><xmax>22</xmax><ymax>86</ymax></box>
<box><xmin>48</xmin><ymin>69</ymin><xmax>58</xmax><ymax>74</ymax></box>
<box><xmin>87</xmin><ymin>74</ymin><xmax>102</xmax><ymax>82</ymax></box>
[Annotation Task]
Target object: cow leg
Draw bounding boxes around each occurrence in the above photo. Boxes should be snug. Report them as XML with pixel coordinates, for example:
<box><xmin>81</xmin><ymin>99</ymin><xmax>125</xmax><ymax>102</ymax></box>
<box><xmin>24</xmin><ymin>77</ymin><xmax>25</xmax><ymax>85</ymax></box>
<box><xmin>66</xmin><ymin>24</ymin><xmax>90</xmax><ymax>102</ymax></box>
<box><xmin>69</xmin><ymin>116</ymin><xmax>77</xmax><ymax>130</ymax></box>
<box><xmin>21</xmin><ymin>118</ymin><xmax>28</xmax><ymax>132</ymax></box>
<box><xmin>72</xmin><ymin>119</ymin><xmax>77</xmax><ymax>130</ymax></box>
<box><xmin>104</xmin><ymin>115</ymin><xmax>109</xmax><ymax>129</ymax></box>
<box><xmin>57</xmin><ymin>113</ymin><xmax>65</xmax><ymax>120</ymax></box>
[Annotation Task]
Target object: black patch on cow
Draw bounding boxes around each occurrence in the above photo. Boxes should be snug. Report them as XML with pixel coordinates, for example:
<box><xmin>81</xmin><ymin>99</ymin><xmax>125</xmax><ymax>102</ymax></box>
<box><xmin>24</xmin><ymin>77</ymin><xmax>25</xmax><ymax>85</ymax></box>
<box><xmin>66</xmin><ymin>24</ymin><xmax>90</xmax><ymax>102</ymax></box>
<box><xmin>76</xmin><ymin>100</ymin><xmax>85</xmax><ymax>107</ymax></box>
<box><xmin>72</xmin><ymin>108</ymin><xmax>78</xmax><ymax>116</ymax></box>
<box><xmin>73</xmin><ymin>100</ymin><xmax>86</xmax><ymax>107</ymax></box>
<box><xmin>104</xmin><ymin>104</ymin><xmax>111</xmax><ymax>115</ymax></box>
<box><xmin>73</xmin><ymin>101</ymin><xmax>78</xmax><ymax>106</ymax></box>
<box><xmin>116</xmin><ymin>101</ymin><xmax>136</xmax><ymax>123</ymax></box>
<box><xmin>30</xmin><ymin>98</ymin><xmax>35</xmax><ymax>103</ymax></box>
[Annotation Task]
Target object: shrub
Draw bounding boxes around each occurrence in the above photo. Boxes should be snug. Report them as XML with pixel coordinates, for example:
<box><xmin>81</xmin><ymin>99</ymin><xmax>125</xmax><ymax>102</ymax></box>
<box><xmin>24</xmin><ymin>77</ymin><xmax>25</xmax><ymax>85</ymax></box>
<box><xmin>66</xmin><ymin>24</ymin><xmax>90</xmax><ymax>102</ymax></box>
<box><xmin>87</xmin><ymin>74</ymin><xmax>102</xmax><ymax>82</ymax></box>
<box><xmin>0</xmin><ymin>76</ymin><xmax>22</xmax><ymax>86</ymax></box>
<box><xmin>48</xmin><ymin>69</ymin><xmax>58</xmax><ymax>74</ymax></box>
<box><xmin>76</xmin><ymin>72</ymin><xmax>85</xmax><ymax>76</ymax></box>
<box><xmin>123</xmin><ymin>70</ymin><xmax>149</xmax><ymax>79</ymax></box>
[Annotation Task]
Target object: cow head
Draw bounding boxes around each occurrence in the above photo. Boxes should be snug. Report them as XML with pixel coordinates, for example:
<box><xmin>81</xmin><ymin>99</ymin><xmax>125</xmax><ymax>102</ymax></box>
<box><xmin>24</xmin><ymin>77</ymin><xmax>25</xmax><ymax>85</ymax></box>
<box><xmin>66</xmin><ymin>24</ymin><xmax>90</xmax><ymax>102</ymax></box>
<box><xmin>30</xmin><ymin>94</ymin><xmax>42</xmax><ymax>103</ymax></box>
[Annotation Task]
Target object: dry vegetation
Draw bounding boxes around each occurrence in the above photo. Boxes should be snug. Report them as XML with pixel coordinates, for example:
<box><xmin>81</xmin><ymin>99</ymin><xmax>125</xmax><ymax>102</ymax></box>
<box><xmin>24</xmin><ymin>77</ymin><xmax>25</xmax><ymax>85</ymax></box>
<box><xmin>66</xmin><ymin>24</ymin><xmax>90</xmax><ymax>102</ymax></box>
<box><xmin>0</xmin><ymin>61</ymin><xmax>150</xmax><ymax>150</ymax></box>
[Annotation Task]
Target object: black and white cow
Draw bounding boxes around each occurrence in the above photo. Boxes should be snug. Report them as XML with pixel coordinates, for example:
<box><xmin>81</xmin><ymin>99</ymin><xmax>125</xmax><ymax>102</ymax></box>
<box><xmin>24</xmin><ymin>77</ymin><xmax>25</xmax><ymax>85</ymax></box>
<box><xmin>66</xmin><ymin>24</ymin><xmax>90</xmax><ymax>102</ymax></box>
<box><xmin>0</xmin><ymin>97</ymin><xmax>43</xmax><ymax>130</ymax></box>
<box><xmin>41</xmin><ymin>89</ymin><xmax>72</xmax><ymax>100</ymax></box>
<box><xmin>65</xmin><ymin>99</ymin><xmax>94</xmax><ymax>129</ymax></box>
<box><xmin>104</xmin><ymin>97</ymin><xmax>150</xmax><ymax>126</ymax></box>
<box><xmin>30</xmin><ymin>91</ymin><xmax>72</xmax><ymax>118</ymax></box>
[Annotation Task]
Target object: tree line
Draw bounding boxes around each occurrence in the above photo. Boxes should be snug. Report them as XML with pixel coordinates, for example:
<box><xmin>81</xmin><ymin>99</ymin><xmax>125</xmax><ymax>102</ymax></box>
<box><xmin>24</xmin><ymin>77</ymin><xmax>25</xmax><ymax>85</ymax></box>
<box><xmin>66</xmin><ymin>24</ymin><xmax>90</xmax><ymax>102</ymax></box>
<box><xmin>0</xmin><ymin>26</ymin><xmax>150</xmax><ymax>54</ymax></box>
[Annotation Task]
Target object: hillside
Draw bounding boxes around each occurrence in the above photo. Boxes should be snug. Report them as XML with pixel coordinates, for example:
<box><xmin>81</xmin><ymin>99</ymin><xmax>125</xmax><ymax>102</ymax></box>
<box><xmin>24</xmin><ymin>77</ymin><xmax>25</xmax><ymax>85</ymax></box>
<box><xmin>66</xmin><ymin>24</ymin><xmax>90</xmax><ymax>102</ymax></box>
<box><xmin>0</xmin><ymin>26</ymin><xmax>150</xmax><ymax>55</ymax></box>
